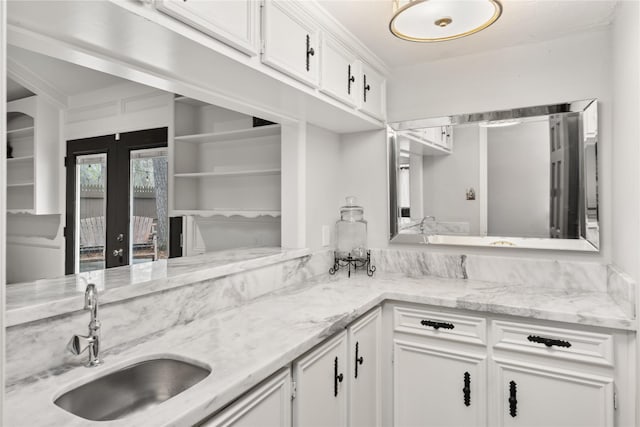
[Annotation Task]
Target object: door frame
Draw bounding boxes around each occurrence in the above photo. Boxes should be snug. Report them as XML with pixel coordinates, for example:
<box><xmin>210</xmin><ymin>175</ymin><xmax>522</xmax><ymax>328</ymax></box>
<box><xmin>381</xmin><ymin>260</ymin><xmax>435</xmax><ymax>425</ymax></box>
<box><xmin>65</xmin><ymin>127</ymin><xmax>167</xmax><ymax>274</ymax></box>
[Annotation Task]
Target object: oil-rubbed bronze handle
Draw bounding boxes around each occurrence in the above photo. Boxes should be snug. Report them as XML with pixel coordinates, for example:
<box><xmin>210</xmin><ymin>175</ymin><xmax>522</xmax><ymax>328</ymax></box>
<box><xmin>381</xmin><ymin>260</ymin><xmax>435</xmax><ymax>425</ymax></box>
<box><xmin>306</xmin><ymin>34</ymin><xmax>315</xmax><ymax>71</ymax></box>
<box><xmin>348</xmin><ymin>65</ymin><xmax>356</xmax><ymax>94</ymax></box>
<box><xmin>463</xmin><ymin>372</ymin><xmax>471</xmax><ymax>407</ymax></box>
<box><xmin>509</xmin><ymin>381</ymin><xmax>517</xmax><ymax>417</ymax></box>
<box><xmin>363</xmin><ymin>74</ymin><xmax>371</xmax><ymax>102</ymax></box>
<box><xmin>527</xmin><ymin>335</ymin><xmax>571</xmax><ymax>348</ymax></box>
<box><xmin>355</xmin><ymin>341</ymin><xmax>364</xmax><ymax>378</ymax></box>
<box><xmin>420</xmin><ymin>319</ymin><xmax>455</xmax><ymax>330</ymax></box>
<box><xmin>334</xmin><ymin>357</ymin><xmax>344</xmax><ymax>397</ymax></box>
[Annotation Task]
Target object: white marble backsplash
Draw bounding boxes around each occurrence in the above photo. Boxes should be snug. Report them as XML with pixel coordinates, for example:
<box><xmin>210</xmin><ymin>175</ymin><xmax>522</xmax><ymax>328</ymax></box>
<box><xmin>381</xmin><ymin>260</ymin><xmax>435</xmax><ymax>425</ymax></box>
<box><xmin>373</xmin><ymin>249</ymin><xmax>612</xmax><ymax>292</ymax></box>
<box><xmin>607</xmin><ymin>264</ymin><xmax>637</xmax><ymax>318</ymax></box>
<box><xmin>5</xmin><ymin>249</ymin><xmax>332</xmax><ymax>386</ymax></box>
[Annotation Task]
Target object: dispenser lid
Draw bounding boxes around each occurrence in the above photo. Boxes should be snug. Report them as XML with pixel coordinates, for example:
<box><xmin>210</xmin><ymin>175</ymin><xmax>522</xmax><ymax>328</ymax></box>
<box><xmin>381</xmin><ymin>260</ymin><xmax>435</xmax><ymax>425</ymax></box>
<box><xmin>340</xmin><ymin>196</ymin><xmax>363</xmax><ymax>214</ymax></box>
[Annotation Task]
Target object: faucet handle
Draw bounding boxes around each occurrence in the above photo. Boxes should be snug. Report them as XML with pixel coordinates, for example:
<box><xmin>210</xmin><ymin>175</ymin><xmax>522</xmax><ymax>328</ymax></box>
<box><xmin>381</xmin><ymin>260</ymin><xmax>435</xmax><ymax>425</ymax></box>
<box><xmin>68</xmin><ymin>335</ymin><xmax>88</xmax><ymax>355</ymax></box>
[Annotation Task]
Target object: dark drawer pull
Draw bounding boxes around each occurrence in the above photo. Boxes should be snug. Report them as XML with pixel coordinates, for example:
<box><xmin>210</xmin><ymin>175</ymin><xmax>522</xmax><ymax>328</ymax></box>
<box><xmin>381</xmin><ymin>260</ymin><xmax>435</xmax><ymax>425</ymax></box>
<box><xmin>509</xmin><ymin>381</ymin><xmax>517</xmax><ymax>417</ymax></box>
<box><xmin>527</xmin><ymin>335</ymin><xmax>572</xmax><ymax>348</ymax></box>
<box><xmin>420</xmin><ymin>319</ymin><xmax>454</xmax><ymax>330</ymax></box>
<box><xmin>463</xmin><ymin>371</ymin><xmax>471</xmax><ymax>407</ymax></box>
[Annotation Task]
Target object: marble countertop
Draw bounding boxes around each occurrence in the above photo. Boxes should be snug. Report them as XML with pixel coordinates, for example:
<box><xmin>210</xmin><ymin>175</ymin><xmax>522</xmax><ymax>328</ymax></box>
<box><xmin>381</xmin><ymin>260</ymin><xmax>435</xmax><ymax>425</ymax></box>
<box><xmin>6</xmin><ymin>272</ymin><xmax>635</xmax><ymax>426</ymax></box>
<box><xmin>6</xmin><ymin>247</ymin><xmax>310</xmax><ymax>326</ymax></box>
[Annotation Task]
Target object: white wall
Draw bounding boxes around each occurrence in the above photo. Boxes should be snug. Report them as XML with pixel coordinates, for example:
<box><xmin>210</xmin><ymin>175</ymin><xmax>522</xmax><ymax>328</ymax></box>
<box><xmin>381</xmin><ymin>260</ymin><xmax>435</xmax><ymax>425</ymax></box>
<box><xmin>423</xmin><ymin>125</ymin><xmax>480</xmax><ymax>234</ymax></box>
<box><xmin>339</xmin><ymin>129</ymin><xmax>389</xmax><ymax>249</ymax></box>
<box><xmin>488</xmin><ymin>120</ymin><xmax>550</xmax><ymax>238</ymax></box>
<box><xmin>305</xmin><ymin>124</ymin><xmax>342</xmax><ymax>250</ymax></box>
<box><xmin>611</xmin><ymin>1</ymin><xmax>640</xmax><ymax>283</ymax></box>
<box><xmin>384</xmin><ymin>28</ymin><xmax>612</xmax><ymax>261</ymax></box>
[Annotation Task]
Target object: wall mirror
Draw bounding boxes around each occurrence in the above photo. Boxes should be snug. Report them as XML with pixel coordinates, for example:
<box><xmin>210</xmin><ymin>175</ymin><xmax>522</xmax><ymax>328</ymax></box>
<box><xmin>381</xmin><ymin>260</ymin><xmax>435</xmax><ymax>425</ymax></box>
<box><xmin>388</xmin><ymin>99</ymin><xmax>599</xmax><ymax>251</ymax></box>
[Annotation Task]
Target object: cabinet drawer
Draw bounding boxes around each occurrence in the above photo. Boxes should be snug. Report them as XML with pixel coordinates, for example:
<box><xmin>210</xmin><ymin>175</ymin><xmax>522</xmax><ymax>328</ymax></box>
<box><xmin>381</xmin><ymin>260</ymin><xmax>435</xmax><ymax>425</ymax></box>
<box><xmin>393</xmin><ymin>306</ymin><xmax>486</xmax><ymax>346</ymax></box>
<box><xmin>492</xmin><ymin>320</ymin><xmax>614</xmax><ymax>366</ymax></box>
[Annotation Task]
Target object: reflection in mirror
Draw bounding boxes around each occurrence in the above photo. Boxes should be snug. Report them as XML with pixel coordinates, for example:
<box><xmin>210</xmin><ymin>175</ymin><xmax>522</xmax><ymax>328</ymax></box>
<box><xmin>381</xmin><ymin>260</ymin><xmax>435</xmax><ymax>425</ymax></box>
<box><xmin>5</xmin><ymin>45</ymin><xmax>281</xmax><ymax>284</ymax></box>
<box><xmin>389</xmin><ymin>100</ymin><xmax>599</xmax><ymax>251</ymax></box>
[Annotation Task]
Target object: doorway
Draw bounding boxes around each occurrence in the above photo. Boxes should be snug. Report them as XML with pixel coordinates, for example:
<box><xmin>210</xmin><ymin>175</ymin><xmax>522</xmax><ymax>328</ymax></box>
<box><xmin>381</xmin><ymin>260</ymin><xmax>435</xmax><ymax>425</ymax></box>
<box><xmin>65</xmin><ymin>128</ymin><xmax>168</xmax><ymax>274</ymax></box>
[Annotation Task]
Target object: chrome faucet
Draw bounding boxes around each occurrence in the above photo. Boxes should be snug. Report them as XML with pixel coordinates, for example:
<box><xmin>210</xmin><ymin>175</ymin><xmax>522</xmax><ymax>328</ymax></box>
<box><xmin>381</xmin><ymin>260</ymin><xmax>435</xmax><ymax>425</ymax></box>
<box><xmin>68</xmin><ymin>283</ymin><xmax>103</xmax><ymax>367</ymax></box>
<box><xmin>419</xmin><ymin>216</ymin><xmax>436</xmax><ymax>234</ymax></box>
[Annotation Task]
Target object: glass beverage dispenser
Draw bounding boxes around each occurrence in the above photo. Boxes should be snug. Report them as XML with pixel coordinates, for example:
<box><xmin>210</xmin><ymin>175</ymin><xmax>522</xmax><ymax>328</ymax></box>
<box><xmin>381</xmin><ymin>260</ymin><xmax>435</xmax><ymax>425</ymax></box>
<box><xmin>335</xmin><ymin>196</ymin><xmax>368</xmax><ymax>259</ymax></box>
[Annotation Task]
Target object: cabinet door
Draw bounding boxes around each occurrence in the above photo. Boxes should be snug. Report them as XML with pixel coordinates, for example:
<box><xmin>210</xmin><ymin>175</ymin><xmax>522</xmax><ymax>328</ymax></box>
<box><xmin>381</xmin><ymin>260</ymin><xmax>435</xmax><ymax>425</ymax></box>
<box><xmin>262</xmin><ymin>0</ymin><xmax>320</xmax><ymax>87</ymax></box>
<box><xmin>320</xmin><ymin>36</ymin><xmax>359</xmax><ymax>107</ymax></box>
<box><xmin>293</xmin><ymin>331</ymin><xmax>348</xmax><ymax>427</ymax></box>
<box><xmin>349</xmin><ymin>308</ymin><xmax>382</xmax><ymax>427</ymax></box>
<box><xmin>155</xmin><ymin>0</ymin><xmax>259</xmax><ymax>56</ymax></box>
<box><xmin>394</xmin><ymin>340</ymin><xmax>487</xmax><ymax>427</ymax></box>
<box><xmin>201</xmin><ymin>368</ymin><xmax>291</xmax><ymax>427</ymax></box>
<box><xmin>495</xmin><ymin>359</ymin><xmax>614</xmax><ymax>427</ymax></box>
<box><xmin>359</xmin><ymin>63</ymin><xmax>386</xmax><ymax>120</ymax></box>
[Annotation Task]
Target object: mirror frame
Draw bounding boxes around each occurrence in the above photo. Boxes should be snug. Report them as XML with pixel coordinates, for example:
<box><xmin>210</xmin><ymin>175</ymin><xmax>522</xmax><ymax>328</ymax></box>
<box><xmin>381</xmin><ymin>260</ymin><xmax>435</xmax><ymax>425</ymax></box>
<box><xmin>388</xmin><ymin>99</ymin><xmax>599</xmax><ymax>252</ymax></box>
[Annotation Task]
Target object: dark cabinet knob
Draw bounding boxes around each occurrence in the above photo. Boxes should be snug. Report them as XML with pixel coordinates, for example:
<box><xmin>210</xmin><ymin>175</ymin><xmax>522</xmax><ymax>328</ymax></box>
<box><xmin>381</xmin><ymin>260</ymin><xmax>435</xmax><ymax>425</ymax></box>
<box><xmin>354</xmin><ymin>341</ymin><xmax>364</xmax><ymax>378</ymax></box>
<box><xmin>509</xmin><ymin>381</ymin><xmax>518</xmax><ymax>417</ymax></box>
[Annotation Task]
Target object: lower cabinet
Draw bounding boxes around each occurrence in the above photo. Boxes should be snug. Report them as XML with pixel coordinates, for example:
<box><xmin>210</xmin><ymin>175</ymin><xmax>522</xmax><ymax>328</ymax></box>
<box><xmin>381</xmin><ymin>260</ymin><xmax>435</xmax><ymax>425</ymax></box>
<box><xmin>390</xmin><ymin>303</ymin><xmax>620</xmax><ymax>427</ymax></box>
<box><xmin>494</xmin><ymin>358</ymin><xmax>614</xmax><ymax>427</ymax></box>
<box><xmin>293</xmin><ymin>331</ymin><xmax>348</xmax><ymax>427</ymax></box>
<box><xmin>201</xmin><ymin>368</ymin><xmax>291</xmax><ymax>427</ymax></box>
<box><xmin>394</xmin><ymin>340</ymin><xmax>487</xmax><ymax>427</ymax></box>
<box><xmin>198</xmin><ymin>303</ymin><xmax>627</xmax><ymax>427</ymax></box>
<box><xmin>293</xmin><ymin>307</ymin><xmax>382</xmax><ymax>427</ymax></box>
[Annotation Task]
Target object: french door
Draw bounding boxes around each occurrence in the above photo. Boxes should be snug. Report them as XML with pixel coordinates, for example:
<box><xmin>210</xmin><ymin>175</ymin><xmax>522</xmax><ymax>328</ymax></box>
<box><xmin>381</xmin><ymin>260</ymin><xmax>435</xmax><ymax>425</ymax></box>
<box><xmin>65</xmin><ymin>128</ymin><xmax>168</xmax><ymax>274</ymax></box>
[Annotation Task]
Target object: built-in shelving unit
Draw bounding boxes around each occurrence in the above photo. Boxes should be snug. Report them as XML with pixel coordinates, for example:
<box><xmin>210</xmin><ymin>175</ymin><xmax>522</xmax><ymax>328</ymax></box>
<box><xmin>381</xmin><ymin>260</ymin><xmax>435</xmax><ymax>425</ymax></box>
<box><xmin>171</xmin><ymin>95</ymin><xmax>282</xmax><ymax>252</ymax></box>
<box><xmin>6</xmin><ymin>95</ymin><xmax>60</xmax><ymax>214</ymax></box>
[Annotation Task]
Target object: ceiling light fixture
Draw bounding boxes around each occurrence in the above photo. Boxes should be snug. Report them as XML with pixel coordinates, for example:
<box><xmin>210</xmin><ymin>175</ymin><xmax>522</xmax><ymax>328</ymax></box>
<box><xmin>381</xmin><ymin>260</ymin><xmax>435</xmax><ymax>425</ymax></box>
<box><xmin>389</xmin><ymin>0</ymin><xmax>503</xmax><ymax>42</ymax></box>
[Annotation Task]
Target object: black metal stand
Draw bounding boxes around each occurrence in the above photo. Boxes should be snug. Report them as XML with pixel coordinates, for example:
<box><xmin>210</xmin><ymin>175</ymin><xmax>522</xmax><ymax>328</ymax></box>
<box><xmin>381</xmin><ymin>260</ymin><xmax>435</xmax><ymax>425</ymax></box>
<box><xmin>329</xmin><ymin>250</ymin><xmax>375</xmax><ymax>278</ymax></box>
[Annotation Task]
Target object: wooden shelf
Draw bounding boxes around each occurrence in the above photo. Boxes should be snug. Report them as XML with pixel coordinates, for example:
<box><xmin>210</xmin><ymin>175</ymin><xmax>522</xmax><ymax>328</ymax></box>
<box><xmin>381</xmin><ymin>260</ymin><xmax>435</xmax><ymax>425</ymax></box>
<box><xmin>171</xmin><ymin>209</ymin><xmax>281</xmax><ymax>218</ymax></box>
<box><xmin>7</xmin><ymin>126</ymin><xmax>34</xmax><ymax>138</ymax></box>
<box><xmin>7</xmin><ymin>155</ymin><xmax>34</xmax><ymax>163</ymax></box>
<box><xmin>174</xmin><ymin>124</ymin><xmax>281</xmax><ymax>144</ymax></box>
<box><xmin>174</xmin><ymin>168</ymin><xmax>281</xmax><ymax>178</ymax></box>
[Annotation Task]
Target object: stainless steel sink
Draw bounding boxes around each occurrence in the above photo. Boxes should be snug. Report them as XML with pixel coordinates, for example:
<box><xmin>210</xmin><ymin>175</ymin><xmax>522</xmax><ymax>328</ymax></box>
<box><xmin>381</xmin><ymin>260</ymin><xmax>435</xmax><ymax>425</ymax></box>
<box><xmin>54</xmin><ymin>357</ymin><xmax>211</xmax><ymax>421</ymax></box>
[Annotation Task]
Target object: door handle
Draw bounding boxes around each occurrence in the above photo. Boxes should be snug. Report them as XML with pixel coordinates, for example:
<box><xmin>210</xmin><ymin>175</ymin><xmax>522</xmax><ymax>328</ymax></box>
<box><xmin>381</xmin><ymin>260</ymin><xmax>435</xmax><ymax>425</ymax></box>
<box><xmin>509</xmin><ymin>380</ymin><xmax>517</xmax><ymax>417</ymax></box>
<box><xmin>348</xmin><ymin>64</ymin><xmax>356</xmax><ymax>95</ymax></box>
<box><xmin>113</xmin><ymin>249</ymin><xmax>123</xmax><ymax>257</ymax></box>
<box><xmin>334</xmin><ymin>356</ymin><xmax>344</xmax><ymax>397</ymax></box>
<box><xmin>363</xmin><ymin>74</ymin><xmax>371</xmax><ymax>102</ymax></box>
<box><xmin>463</xmin><ymin>371</ymin><xmax>471</xmax><ymax>406</ymax></box>
<box><xmin>306</xmin><ymin>34</ymin><xmax>315</xmax><ymax>72</ymax></box>
<box><xmin>355</xmin><ymin>341</ymin><xmax>364</xmax><ymax>378</ymax></box>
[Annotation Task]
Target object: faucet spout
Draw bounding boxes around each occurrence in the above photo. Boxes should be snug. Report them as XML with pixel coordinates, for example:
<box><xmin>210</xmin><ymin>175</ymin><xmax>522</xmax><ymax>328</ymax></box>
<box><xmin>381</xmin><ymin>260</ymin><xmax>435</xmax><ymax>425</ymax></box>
<box><xmin>68</xmin><ymin>283</ymin><xmax>103</xmax><ymax>367</ymax></box>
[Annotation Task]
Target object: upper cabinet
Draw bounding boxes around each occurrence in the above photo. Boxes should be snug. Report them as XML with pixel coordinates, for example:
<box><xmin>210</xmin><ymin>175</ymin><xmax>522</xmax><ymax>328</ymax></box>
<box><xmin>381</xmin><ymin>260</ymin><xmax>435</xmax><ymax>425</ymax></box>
<box><xmin>155</xmin><ymin>0</ymin><xmax>260</xmax><ymax>56</ymax></box>
<box><xmin>153</xmin><ymin>0</ymin><xmax>387</xmax><ymax>123</ymax></box>
<box><xmin>359</xmin><ymin>62</ymin><xmax>386</xmax><ymax>121</ymax></box>
<box><xmin>261</xmin><ymin>1</ymin><xmax>320</xmax><ymax>87</ymax></box>
<box><xmin>320</xmin><ymin>35</ymin><xmax>360</xmax><ymax>107</ymax></box>
<box><xmin>6</xmin><ymin>95</ymin><xmax>60</xmax><ymax>214</ymax></box>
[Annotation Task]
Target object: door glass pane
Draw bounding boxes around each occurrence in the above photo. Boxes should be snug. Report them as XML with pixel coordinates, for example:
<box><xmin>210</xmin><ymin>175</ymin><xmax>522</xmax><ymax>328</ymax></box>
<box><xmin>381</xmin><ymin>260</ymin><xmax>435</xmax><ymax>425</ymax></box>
<box><xmin>76</xmin><ymin>154</ymin><xmax>107</xmax><ymax>273</ymax></box>
<box><xmin>130</xmin><ymin>148</ymin><xmax>169</xmax><ymax>264</ymax></box>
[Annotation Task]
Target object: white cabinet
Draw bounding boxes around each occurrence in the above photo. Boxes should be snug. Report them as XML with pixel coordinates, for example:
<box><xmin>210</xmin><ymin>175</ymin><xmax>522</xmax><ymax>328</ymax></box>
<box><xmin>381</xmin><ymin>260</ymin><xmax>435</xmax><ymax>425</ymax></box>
<box><xmin>262</xmin><ymin>0</ymin><xmax>320</xmax><ymax>87</ymax></box>
<box><xmin>348</xmin><ymin>307</ymin><xmax>382</xmax><ymax>427</ymax></box>
<box><xmin>394</xmin><ymin>340</ymin><xmax>487</xmax><ymax>427</ymax></box>
<box><xmin>6</xmin><ymin>95</ymin><xmax>59</xmax><ymax>214</ymax></box>
<box><xmin>391</xmin><ymin>304</ymin><xmax>621</xmax><ymax>427</ymax></box>
<box><xmin>201</xmin><ymin>368</ymin><xmax>291</xmax><ymax>427</ymax></box>
<box><xmin>358</xmin><ymin>62</ymin><xmax>386</xmax><ymax>120</ymax></box>
<box><xmin>494</xmin><ymin>359</ymin><xmax>613</xmax><ymax>427</ymax></box>
<box><xmin>293</xmin><ymin>331</ymin><xmax>348</xmax><ymax>427</ymax></box>
<box><xmin>155</xmin><ymin>0</ymin><xmax>260</xmax><ymax>56</ymax></box>
<box><xmin>293</xmin><ymin>307</ymin><xmax>382</xmax><ymax>427</ymax></box>
<box><xmin>320</xmin><ymin>36</ymin><xmax>359</xmax><ymax>107</ymax></box>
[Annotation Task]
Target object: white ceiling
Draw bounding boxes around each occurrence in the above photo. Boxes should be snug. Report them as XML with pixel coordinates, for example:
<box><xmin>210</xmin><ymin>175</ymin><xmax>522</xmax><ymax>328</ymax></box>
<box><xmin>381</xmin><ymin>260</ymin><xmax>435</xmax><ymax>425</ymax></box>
<box><xmin>8</xmin><ymin>45</ymin><xmax>127</xmax><ymax>97</ymax></box>
<box><xmin>319</xmin><ymin>0</ymin><xmax>617</xmax><ymax>68</ymax></box>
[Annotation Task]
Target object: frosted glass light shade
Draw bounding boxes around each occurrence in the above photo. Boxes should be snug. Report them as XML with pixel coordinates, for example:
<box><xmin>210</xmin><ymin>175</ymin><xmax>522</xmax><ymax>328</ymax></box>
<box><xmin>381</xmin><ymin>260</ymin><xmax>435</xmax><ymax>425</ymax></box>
<box><xmin>390</xmin><ymin>0</ymin><xmax>502</xmax><ymax>42</ymax></box>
